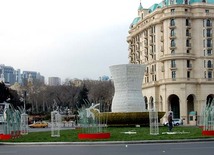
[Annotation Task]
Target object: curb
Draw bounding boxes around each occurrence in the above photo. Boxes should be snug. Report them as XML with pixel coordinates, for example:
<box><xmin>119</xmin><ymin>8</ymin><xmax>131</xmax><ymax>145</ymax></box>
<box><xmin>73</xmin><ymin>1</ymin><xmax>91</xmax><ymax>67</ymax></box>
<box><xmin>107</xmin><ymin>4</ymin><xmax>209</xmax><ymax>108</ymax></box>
<box><xmin>1</xmin><ymin>138</ymin><xmax>214</xmax><ymax>145</ymax></box>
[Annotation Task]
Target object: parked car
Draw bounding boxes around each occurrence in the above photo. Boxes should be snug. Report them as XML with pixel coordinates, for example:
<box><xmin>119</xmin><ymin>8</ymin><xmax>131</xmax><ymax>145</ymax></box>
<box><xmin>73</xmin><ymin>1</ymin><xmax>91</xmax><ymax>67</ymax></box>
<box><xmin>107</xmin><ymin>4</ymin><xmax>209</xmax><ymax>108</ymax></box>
<box><xmin>163</xmin><ymin>119</ymin><xmax>183</xmax><ymax>126</ymax></box>
<box><xmin>29</xmin><ymin>121</ymin><xmax>48</xmax><ymax>128</ymax></box>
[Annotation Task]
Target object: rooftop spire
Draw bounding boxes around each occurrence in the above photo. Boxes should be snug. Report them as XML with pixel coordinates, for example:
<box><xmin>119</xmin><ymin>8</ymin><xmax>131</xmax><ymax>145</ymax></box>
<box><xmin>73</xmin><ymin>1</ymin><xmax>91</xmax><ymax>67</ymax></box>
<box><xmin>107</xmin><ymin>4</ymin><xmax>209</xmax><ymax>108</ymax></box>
<box><xmin>138</xmin><ymin>1</ymin><xmax>143</xmax><ymax>11</ymax></box>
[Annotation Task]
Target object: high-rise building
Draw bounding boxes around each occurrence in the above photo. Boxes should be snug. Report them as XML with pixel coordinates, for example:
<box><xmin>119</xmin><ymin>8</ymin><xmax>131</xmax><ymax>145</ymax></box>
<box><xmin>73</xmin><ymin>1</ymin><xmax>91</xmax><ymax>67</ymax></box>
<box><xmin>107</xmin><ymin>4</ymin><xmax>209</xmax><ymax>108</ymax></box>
<box><xmin>128</xmin><ymin>0</ymin><xmax>214</xmax><ymax>125</ymax></box>
<box><xmin>0</xmin><ymin>64</ymin><xmax>16</xmax><ymax>85</ymax></box>
<box><xmin>48</xmin><ymin>77</ymin><xmax>61</xmax><ymax>86</ymax></box>
<box><xmin>22</xmin><ymin>71</ymin><xmax>45</xmax><ymax>86</ymax></box>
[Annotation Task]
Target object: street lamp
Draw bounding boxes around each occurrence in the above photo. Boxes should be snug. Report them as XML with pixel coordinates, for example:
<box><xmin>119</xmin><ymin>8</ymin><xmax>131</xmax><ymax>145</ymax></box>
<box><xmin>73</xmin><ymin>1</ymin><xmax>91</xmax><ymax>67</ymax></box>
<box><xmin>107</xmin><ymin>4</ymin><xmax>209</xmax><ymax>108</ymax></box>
<box><xmin>20</xmin><ymin>90</ymin><xmax>28</xmax><ymax>135</ymax></box>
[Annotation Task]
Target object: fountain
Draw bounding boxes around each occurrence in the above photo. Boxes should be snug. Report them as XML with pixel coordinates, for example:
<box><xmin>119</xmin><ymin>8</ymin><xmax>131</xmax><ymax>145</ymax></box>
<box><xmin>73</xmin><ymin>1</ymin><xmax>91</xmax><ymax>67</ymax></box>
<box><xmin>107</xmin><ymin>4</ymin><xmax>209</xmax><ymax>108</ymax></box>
<box><xmin>95</xmin><ymin>64</ymin><xmax>165</xmax><ymax>126</ymax></box>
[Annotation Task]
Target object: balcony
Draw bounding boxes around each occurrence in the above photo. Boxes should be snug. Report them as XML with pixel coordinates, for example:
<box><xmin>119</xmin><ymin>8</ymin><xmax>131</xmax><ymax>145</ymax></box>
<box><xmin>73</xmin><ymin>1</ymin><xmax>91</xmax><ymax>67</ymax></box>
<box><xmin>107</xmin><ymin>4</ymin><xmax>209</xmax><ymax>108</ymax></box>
<box><xmin>169</xmin><ymin>35</ymin><xmax>176</xmax><ymax>39</ymax></box>
<box><xmin>169</xmin><ymin>45</ymin><xmax>176</xmax><ymax>50</ymax></box>
<box><xmin>186</xmin><ymin>33</ymin><xmax>191</xmax><ymax>38</ymax></box>
<box><xmin>186</xmin><ymin>43</ymin><xmax>191</xmax><ymax>49</ymax></box>
<box><xmin>207</xmin><ymin>44</ymin><xmax>212</xmax><ymax>50</ymax></box>
<box><xmin>207</xmin><ymin>64</ymin><xmax>213</xmax><ymax>70</ymax></box>
<box><xmin>187</xmin><ymin>64</ymin><xmax>192</xmax><ymax>70</ymax></box>
<box><xmin>170</xmin><ymin>65</ymin><xmax>177</xmax><ymax>70</ymax></box>
<box><xmin>206</xmin><ymin>23</ymin><xmax>212</xmax><ymax>29</ymax></box>
<box><xmin>169</xmin><ymin>25</ymin><xmax>176</xmax><ymax>29</ymax></box>
<box><xmin>207</xmin><ymin>33</ymin><xmax>212</xmax><ymax>38</ymax></box>
<box><xmin>186</xmin><ymin>23</ymin><xmax>191</xmax><ymax>29</ymax></box>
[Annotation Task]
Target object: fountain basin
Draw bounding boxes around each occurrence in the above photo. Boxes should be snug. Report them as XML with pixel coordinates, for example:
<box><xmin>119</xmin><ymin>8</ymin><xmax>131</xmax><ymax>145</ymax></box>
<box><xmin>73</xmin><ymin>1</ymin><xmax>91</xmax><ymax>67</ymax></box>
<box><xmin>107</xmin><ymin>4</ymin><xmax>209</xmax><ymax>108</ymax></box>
<box><xmin>94</xmin><ymin>111</ymin><xmax>165</xmax><ymax>126</ymax></box>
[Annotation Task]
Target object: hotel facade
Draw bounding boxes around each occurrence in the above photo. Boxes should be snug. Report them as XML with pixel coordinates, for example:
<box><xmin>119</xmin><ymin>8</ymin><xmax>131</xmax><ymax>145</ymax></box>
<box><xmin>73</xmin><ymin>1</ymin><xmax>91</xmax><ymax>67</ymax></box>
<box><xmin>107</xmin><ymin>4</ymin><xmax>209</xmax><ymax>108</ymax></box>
<box><xmin>127</xmin><ymin>0</ymin><xmax>214</xmax><ymax>125</ymax></box>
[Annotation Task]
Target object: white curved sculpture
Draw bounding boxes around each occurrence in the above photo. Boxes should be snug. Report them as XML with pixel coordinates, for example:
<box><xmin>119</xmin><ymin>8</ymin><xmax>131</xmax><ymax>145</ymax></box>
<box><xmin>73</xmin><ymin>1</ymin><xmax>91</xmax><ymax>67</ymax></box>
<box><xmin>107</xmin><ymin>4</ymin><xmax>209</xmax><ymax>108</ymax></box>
<box><xmin>109</xmin><ymin>64</ymin><xmax>146</xmax><ymax>112</ymax></box>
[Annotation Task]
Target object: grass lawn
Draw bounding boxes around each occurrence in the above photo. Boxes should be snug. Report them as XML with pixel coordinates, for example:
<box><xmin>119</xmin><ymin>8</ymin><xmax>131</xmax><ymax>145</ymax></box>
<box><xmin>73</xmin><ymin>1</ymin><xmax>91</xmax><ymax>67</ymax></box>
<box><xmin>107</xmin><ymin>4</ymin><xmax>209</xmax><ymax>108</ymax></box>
<box><xmin>1</xmin><ymin>126</ymin><xmax>213</xmax><ymax>142</ymax></box>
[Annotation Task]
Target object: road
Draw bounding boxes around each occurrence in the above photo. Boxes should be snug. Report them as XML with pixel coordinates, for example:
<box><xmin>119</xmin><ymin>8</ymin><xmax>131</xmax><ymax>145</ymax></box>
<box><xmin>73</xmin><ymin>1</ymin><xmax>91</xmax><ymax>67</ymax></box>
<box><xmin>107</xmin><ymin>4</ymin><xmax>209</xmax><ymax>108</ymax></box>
<box><xmin>1</xmin><ymin>141</ymin><xmax>214</xmax><ymax>155</ymax></box>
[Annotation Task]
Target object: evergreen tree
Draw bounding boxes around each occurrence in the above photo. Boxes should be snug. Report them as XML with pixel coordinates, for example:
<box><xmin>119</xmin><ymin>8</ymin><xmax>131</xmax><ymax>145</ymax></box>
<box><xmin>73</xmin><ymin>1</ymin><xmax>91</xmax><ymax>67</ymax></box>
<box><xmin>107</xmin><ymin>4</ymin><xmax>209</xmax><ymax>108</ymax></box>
<box><xmin>0</xmin><ymin>82</ymin><xmax>10</xmax><ymax>103</ymax></box>
<box><xmin>77</xmin><ymin>84</ymin><xmax>89</xmax><ymax>108</ymax></box>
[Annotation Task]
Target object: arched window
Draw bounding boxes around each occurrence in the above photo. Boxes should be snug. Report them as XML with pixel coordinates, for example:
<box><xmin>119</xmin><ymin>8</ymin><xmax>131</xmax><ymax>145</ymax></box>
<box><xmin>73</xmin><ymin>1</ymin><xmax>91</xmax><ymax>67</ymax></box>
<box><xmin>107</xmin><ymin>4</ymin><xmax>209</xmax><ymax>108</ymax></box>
<box><xmin>207</xmin><ymin>19</ymin><xmax>211</xmax><ymax>27</ymax></box>
<box><xmin>171</xmin><ymin>40</ymin><xmax>175</xmax><ymax>47</ymax></box>
<box><xmin>207</xmin><ymin>60</ymin><xmax>212</xmax><ymax>68</ymax></box>
<box><xmin>186</xmin><ymin>19</ymin><xmax>190</xmax><ymax>26</ymax></box>
<box><xmin>170</xmin><ymin>19</ymin><xmax>175</xmax><ymax>26</ymax></box>
<box><xmin>171</xmin><ymin>29</ymin><xmax>175</xmax><ymax>36</ymax></box>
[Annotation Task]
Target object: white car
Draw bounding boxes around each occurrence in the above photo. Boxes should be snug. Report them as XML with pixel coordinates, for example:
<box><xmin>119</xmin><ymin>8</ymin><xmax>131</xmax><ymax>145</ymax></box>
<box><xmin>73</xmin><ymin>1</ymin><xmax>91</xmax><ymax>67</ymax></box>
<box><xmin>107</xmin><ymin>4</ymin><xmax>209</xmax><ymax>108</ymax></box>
<box><xmin>163</xmin><ymin>119</ymin><xmax>183</xmax><ymax>126</ymax></box>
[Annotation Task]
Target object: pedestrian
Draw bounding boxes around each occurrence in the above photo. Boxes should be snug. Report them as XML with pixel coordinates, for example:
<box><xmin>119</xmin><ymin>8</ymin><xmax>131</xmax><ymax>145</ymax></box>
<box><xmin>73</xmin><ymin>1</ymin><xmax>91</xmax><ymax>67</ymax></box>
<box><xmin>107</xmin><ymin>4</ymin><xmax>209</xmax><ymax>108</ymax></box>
<box><xmin>168</xmin><ymin>112</ymin><xmax>173</xmax><ymax>132</ymax></box>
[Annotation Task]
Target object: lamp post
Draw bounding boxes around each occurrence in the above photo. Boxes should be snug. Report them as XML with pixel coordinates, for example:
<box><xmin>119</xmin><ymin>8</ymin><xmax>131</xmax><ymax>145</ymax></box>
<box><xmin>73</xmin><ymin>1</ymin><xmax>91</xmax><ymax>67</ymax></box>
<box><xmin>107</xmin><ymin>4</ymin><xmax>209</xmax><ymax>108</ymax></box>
<box><xmin>23</xmin><ymin>90</ymin><xmax>27</xmax><ymax>113</ymax></box>
<box><xmin>20</xmin><ymin>90</ymin><xmax>28</xmax><ymax>135</ymax></box>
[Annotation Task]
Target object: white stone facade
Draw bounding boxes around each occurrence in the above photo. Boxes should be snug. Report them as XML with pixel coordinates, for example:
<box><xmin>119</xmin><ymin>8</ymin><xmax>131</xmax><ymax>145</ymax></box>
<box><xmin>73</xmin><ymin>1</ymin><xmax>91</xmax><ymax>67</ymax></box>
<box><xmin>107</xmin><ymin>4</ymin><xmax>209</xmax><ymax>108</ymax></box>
<box><xmin>127</xmin><ymin>1</ymin><xmax>214</xmax><ymax>125</ymax></box>
<box><xmin>110</xmin><ymin>64</ymin><xmax>146</xmax><ymax>112</ymax></box>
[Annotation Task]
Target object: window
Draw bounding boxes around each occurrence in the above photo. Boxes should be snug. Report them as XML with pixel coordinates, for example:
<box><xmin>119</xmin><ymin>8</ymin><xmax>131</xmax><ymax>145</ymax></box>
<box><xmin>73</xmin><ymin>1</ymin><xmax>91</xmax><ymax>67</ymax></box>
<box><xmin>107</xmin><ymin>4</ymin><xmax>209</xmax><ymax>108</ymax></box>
<box><xmin>171</xmin><ymin>9</ymin><xmax>175</xmax><ymax>14</ymax></box>
<box><xmin>208</xmin><ymin>71</ymin><xmax>212</xmax><ymax>79</ymax></box>
<box><xmin>187</xmin><ymin>60</ymin><xmax>191</xmax><ymax>68</ymax></box>
<box><xmin>186</xmin><ymin>40</ymin><xmax>190</xmax><ymax>47</ymax></box>
<box><xmin>170</xmin><ymin>19</ymin><xmax>175</xmax><ymax>26</ymax></box>
<box><xmin>186</xmin><ymin>29</ymin><xmax>190</xmax><ymax>36</ymax></box>
<box><xmin>207</xmin><ymin>39</ymin><xmax>212</xmax><ymax>48</ymax></box>
<box><xmin>207</xmin><ymin>60</ymin><xmax>212</xmax><ymax>68</ymax></box>
<box><xmin>185</xmin><ymin>9</ymin><xmax>188</xmax><ymax>12</ymax></box>
<box><xmin>141</xmin><ymin>13</ymin><xmax>144</xmax><ymax>19</ymax></box>
<box><xmin>207</xmin><ymin>50</ymin><xmax>212</xmax><ymax>56</ymax></box>
<box><xmin>187</xmin><ymin>71</ymin><xmax>190</xmax><ymax>78</ymax></box>
<box><xmin>204</xmin><ymin>71</ymin><xmax>207</xmax><ymax>78</ymax></box>
<box><xmin>171</xmin><ymin>29</ymin><xmax>175</xmax><ymax>37</ymax></box>
<box><xmin>172</xmin><ymin>71</ymin><xmax>176</xmax><ymax>79</ymax></box>
<box><xmin>207</xmin><ymin>29</ymin><xmax>212</xmax><ymax>37</ymax></box>
<box><xmin>205</xmin><ymin>10</ymin><xmax>209</xmax><ymax>14</ymax></box>
<box><xmin>202</xmin><ymin>0</ymin><xmax>206</xmax><ymax>3</ymax></box>
<box><xmin>207</xmin><ymin>19</ymin><xmax>211</xmax><ymax>27</ymax></box>
<box><xmin>171</xmin><ymin>60</ymin><xmax>176</xmax><ymax>68</ymax></box>
<box><xmin>186</xmin><ymin>19</ymin><xmax>190</xmax><ymax>26</ymax></box>
<box><xmin>171</xmin><ymin>40</ymin><xmax>176</xmax><ymax>47</ymax></box>
<box><xmin>187</xmin><ymin>50</ymin><xmax>190</xmax><ymax>53</ymax></box>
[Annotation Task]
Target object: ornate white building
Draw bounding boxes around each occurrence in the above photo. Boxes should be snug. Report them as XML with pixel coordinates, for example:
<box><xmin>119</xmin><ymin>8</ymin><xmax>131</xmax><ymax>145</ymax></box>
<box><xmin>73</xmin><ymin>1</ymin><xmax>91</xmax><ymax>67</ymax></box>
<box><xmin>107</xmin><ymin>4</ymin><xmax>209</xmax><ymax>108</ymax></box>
<box><xmin>127</xmin><ymin>0</ymin><xmax>214</xmax><ymax>125</ymax></box>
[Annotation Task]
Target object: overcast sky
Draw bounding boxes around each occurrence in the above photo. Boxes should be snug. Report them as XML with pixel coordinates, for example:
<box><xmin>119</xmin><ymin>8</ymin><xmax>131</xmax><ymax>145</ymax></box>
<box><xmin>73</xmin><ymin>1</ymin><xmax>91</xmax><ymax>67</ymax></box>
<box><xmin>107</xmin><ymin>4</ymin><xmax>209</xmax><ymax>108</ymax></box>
<box><xmin>0</xmin><ymin>0</ymin><xmax>157</xmax><ymax>82</ymax></box>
